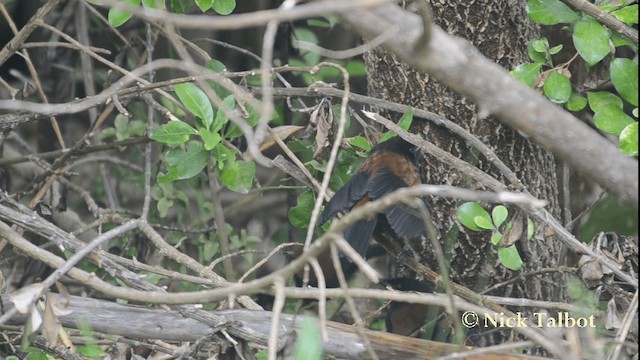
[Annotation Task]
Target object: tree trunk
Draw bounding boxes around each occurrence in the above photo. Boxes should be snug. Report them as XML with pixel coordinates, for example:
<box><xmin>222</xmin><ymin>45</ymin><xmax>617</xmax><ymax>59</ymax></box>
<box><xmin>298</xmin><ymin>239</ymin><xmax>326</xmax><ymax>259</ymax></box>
<box><xmin>364</xmin><ymin>0</ymin><xmax>565</xmax><ymax>346</ymax></box>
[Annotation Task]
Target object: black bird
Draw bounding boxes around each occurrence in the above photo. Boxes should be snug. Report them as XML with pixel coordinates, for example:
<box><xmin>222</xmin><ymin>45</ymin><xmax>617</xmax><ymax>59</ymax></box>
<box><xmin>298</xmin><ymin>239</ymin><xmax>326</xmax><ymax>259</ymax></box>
<box><xmin>296</xmin><ymin>136</ymin><xmax>426</xmax><ymax>288</ymax></box>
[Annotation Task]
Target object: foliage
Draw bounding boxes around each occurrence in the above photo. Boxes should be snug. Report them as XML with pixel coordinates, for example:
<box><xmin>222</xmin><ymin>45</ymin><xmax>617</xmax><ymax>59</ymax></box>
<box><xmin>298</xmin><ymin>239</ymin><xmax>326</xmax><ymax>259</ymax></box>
<box><xmin>456</xmin><ymin>202</ymin><xmax>534</xmax><ymax>270</ymax></box>
<box><xmin>513</xmin><ymin>0</ymin><xmax>638</xmax><ymax>156</ymax></box>
<box><xmin>293</xmin><ymin>317</ymin><xmax>323</xmax><ymax>360</ymax></box>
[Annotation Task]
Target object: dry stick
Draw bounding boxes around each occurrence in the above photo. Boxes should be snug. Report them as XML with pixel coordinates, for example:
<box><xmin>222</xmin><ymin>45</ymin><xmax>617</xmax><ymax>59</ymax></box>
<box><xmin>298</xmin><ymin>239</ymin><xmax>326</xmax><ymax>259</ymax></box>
<box><xmin>0</xmin><ymin>136</ymin><xmax>149</xmax><ymax>166</ymax></box>
<box><xmin>302</xmin><ymin>63</ymin><xmax>351</xmax><ymax>248</ymax></box>
<box><xmin>267</xmin><ymin>277</ymin><xmax>286</xmax><ymax>360</ymax></box>
<box><xmin>0</xmin><ymin>220</ymin><xmax>138</xmax><ymax>326</ymax></box>
<box><xmin>0</xmin><ymin>3</ymin><xmax>65</xmax><ymax>149</ymax></box>
<box><xmin>0</xmin><ymin>185</ymin><xmax>543</xmax><ymax>305</ymax></box>
<box><xmin>252</xmin><ymin>85</ymin><xmax>524</xmax><ymax>190</ymax></box>
<box><xmin>606</xmin><ymin>290</ymin><xmax>639</xmax><ymax>360</ymax></box>
<box><xmin>340</xmin><ymin>3</ymin><xmax>639</xmax><ymax>208</ymax></box>
<box><xmin>561</xmin><ymin>0</ymin><xmax>638</xmax><ymax>44</ymax></box>
<box><xmin>369</xmin><ymin>113</ymin><xmax>638</xmax><ymax>288</ymax></box>
<box><xmin>0</xmin><ymin>0</ymin><xmax>60</xmax><ymax>66</ymax></box>
<box><xmin>330</xmin><ymin>242</ymin><xmax>380</xmax><ymax>360</ymax></box>
<box><xmin>91</xmin><ymin>0</ymin><xmax>389</xmax><ymax>30</ymax></box>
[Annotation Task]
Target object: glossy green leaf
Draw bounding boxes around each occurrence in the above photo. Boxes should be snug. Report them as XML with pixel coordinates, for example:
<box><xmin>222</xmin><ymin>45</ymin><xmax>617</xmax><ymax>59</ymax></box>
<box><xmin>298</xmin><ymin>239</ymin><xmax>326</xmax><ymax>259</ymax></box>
<box><xmin>108</xmin><ymin>0</ymin><xmax>141</xmax><ymax>27</ymax></box>
<box><xmin>611</xmin><ymin>5</ymin><xmax>638</xmax><ymax>25</ymax></box>
<box><xmin>198</xmin><ymin>127</ymin><xmax>222</xmax><ymax>150</ymax></box>
<box><xmin>457</xmin><ymin>202</ymin><xmax>492</xmax><ymax>232</ymax></box>
<box><xmin>526</xmin><ymin>0</ymin><xmax>579</xmax><ymax>25</ymax></box>
<box><xmin>157</xmin><ymin>148</ymin><xmax>209</xmax><ymax>183</ymax></box>
<box><xmin>289</xmin><ymin>191</ymin><xmax>315</xmax><ymax>229</ymax></box>
<box><xmin>610</xmin><ymin>58</ymin><xmax>638</xmax><ymax>106</ymax></box>
<box><xmin>573</xmin><ymin>17</ymin><xmax>612</xmax><ymax>66</ymax></box>
<box><xmin>474</xmin><ymin>215</ymin><xmax>495</xmax><ymax>230</ymax></box>
<box><xmin>491</xmin><ymin>232</ymin><xmax>503</xmax><ymax>246</ymax></box>
<box><xmin>492</xmin><ymin>205</ymin><xmax>509</xmax><ymax>228</ymax></box>
<box><xmin>527</xmin><ymin>40</ymin><xmax>548</xmax><ymax>63</ymax></box>
<box><xmin>587</xmin><ymin>91</ymin><xmax>623</xmax><ymax>112</ymax></box>
<box><xmin>174</xmin><ymin>83</ymin><xmax>214</xmax><ymax>129</ymax></box>
<box><xmin>549</xmin><ymin>44</ymin><xmax>563</xmax><ymax>55</ymax></box>
<box><xmin>543</xmin><ymin>71</ymin><xmax>572</xmax><ymax>104</ymax></box>
<box><xmin>619</xmin><ymin>122</ymin><xmax>638</xmax><ymax>156</ymax></box>
<box><xmin>498</xmin><ymin>245</ymin><xmax>524</xmax><ymax>271</ymax></box>
<box><xmin>212</xmin><ymin>95</ymin><xmax>236</xmax><ymax>132</ymax></box>
<box><xmin>593</xmin><ymin>104</ymin><xmax>635</xmax><ymax>136</ymax></box>
<box><xmin>511</xmin><ymin>63</ymin><xmax>542</xmax><ymax>87</ymax></box>
<box><xmin>150</xmin><ymin>120</ymin><xmax>197</xmax><ymax>145</ymax></box>
<box><xmin>565</xmin><ymin>92</ymin><xmax>587</xmax><ymax>112</ymax></box>
<box><xmin>213</xmin><ymin>0</ymin><xmax>236</xmax><ymax>15</ymax></box>
<box><xmin>220</xmin><ymin>160</ymin><xmax>256</xmax><ymax>193</ymax></box>
<box><xmin>195</xmin><ymin>0</ymin><xmax>213</xmax><ymax>12</ymax></box>
<box><xmin>350</xmin><ymin>136</ymin><xmax>372</xmax><ymax>152</ymax></box>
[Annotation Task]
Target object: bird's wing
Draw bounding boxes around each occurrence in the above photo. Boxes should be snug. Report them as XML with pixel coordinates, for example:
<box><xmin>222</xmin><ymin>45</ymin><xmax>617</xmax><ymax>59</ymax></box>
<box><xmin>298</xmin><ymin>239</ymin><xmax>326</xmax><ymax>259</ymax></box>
<box><xmin>320</xmin><ymin>171</ymin><xmax>371</xmax><ymax>224</ymax></box>
<box><xmin>369</xmin><ymin>166</ymin><xmax>425</xmax><ymax>239</ymax></box>
<box><xmin>342</xmin><ymin>216</ymin><xmax>378</xmax><ymax>259</ymax></box>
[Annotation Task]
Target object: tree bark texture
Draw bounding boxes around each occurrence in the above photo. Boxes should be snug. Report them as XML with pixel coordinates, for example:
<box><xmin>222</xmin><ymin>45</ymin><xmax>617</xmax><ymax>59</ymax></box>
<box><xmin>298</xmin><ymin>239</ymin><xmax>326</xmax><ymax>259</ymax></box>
<box><xmin>364</xmin><ymin>0</ymin><xmax>565</xmax><ymax>345</ymax></box>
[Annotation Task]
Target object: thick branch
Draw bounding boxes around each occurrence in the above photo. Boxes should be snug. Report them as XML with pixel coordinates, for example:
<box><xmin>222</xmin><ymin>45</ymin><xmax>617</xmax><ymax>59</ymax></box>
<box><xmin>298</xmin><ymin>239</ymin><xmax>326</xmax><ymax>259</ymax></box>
<box><xmin>336</xmin><ymin>3</ymin><xmax>638</xmax><ymax>209</ymax></box>
<box><xmin>2</xmin><ymin>293</ymin><xmax>548</xmax><ymax>360</ymax></box>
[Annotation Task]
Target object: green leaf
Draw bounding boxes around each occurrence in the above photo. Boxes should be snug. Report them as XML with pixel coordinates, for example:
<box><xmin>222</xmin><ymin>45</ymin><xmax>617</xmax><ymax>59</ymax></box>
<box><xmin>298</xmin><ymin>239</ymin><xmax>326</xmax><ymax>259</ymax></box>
<box><xmin>289</xmin><ymin>191</ymin><xmax>315</xmax><ymax>229</ymax></box>
<box><xmin>543</xmin><ymin>71</ymin><xmax>572</xmax><ymax>104</ymax></box>
<box><xmin>573</xmin><ymin>17</ymin><xmax>612</xmax><ymax>66</ymax></box>
<box><xmin>170</xmin><ymin>0</ymin><xmax>186</xmax><ymax>13</ymax></box>
<box><xmin>511</xmin><ymin>63</ymin><xmax>543</xmax><ymax>87</ymax></box>
<box><xmin>213</xmin><ymin>144</ymin><xmax>235</xmax><ymax>169</ymax></box>
<box><xmin>594</xmin><ymin>104</ymin><xmax>635</xmax><ymax>136</ymax></box>
<box><xmin>174</xmin><ymin>83</ymin><xmax>214</xmax><ymax>129</ymax></box>
<box><xmin>157</xmin><ymin>197</ymin><xmax>174</xmax><ymax>218</ymax></box>
<box><xmin>213</xmin><ymin>0</ymin><xmax>236</xmax><ymax>15</ymax></box>
<box><xmin>526</xmin><ymin>0</ymin><xmax>579</xmax><ymax>25</ymax></box>
<box><xmin>293</xmin><ymin>317</ymin><xmax>323</xmax><ymax>360</ymax></box>
<box><xmin>195</xmin><ymin>0</ymin><xmax>213</xmax><ymax>12</ymax></box>
<box><xmin>150</xmin><ymin>120</ymin><xmax>197</xmax><ymax>145</ymax></box>
<box><xmin>565</xmin><ymin>92</ymin><xmax>588</xmax><ymax>112</ymax></box>
<box><xmin>619</xmin><ymin>122</ymin><xmax>638</xmax><ymax>156</ymax></box>
<box><xmin>457</xmin><ymin>202</ymin><xmax>492</xmax><ymax>232</ymax></box>
<box><xmin>349</xmin><ymin>136</ymin><xmax>372</xmax><ymax>152</ymax></box>
<box><xmin>220</xmin><ymin>160</ymin><xmax>255</xmax><ymax>193</ymax></box>
<box><xmin>108</xmin><ymin>0</ymin><xmax>141</xmax><ymax>27</ymax></box>
<box><xmin>491</xmin><ymin>232</ymin><xmax>503</xmax><ymax>246</ymax></box>
<box><xmin>474</xmin><ymin>215</ymin><xmax>495</xmax><ymax>230</ymax></box>
<box><xmin>610</xmin><ymin>32</ymin><xmax>636</xmax><ymax>48</ymax></box>
<box><xmin>549</xmin><ymin>44</ymin><xmax>563</xmax><ymax>55</ymax></box>
<box><xmin>498</xmin><ymin>245</ymin><xmax>524</xmax><ymax>271</ymax></box>
<box><xmin>198</xmin><ymin>127</ymin><xmax>222</xmax><ymax>150</ymax></box>
<box><xmin>207</xmin><ymin>59</ymin><xmax>227</xmax><ymax>73</ymax></box>
<box><xmin>492</xmin><ymin>206</ymin><xmax>508</xmax><ymax>228</ymax></box>
<box><xmin>587</xmin><ymin>91</ymin><xmax>623</xmax><ymax>112</ymax></box>
<box><xmin>398</xmin><ymin>107</ymin><xmax>414</xmax><ymax>130</ymax></box>
<box><xmin>527</xmin><ymin>40</ymin><xmax>548</xmax><ymax>63</ymax></box>
<box><xmin>527</xmin><ymin>218</ymin><xmax>535</xmax><ymax>240</ymax></box>
<box><xmin>345</xmin><ymin>60</ymin><xmax>367</xmax><ymax>77</ymax></box>
<box><xmin>158</xmin><ymin>148</ymin><xmax>209</xmax><ymax>183</ymax></box>
<box><xmin>212</xmin><ymin>95</ymin><xmax>236</xmax><ymax>132</ymax></box>
<box><xmin>532</xmin><ymin>37</ymin><xmax>550</xmax><ymax>53</ymax></box>
<box><xmin>611</xmin><ymin>5</ymin><xmax>638</xmax><ymax>25</ymax></box>
<box><xmin>292</xmin><ymin>28</ymin><xmax>320</xmax><ymax>65</ymax></box>
<box><xmin>610</xmin><ymin>58</ymin><xmax>638</xmax><ymax>106</ymax></box>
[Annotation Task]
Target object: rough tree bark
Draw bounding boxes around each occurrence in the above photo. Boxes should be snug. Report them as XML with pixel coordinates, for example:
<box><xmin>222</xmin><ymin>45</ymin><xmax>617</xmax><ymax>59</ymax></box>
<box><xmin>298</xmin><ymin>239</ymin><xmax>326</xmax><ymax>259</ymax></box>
<box><xmin>364</xmin><ymin>0</ymin><xmax>566</xmax><ymax>346</ymax></box>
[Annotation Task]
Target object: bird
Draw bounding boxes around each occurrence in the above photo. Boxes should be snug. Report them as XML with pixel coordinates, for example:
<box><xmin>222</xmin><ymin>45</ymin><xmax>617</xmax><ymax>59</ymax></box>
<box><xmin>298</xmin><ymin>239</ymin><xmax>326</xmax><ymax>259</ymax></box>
<box><xmin>382</xmin><ymin>277</ymin><xmax>477</xmax><ymax>344</ymax></box>
<box><xmin>295</xmin><ymin>136</ymin><xmax>426</xmax><ymax>288</ymax></box>
<box><xmin>381</xmin><ymin>277</ymin><xmax>436</xmax><ymax>337</ymax></box>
